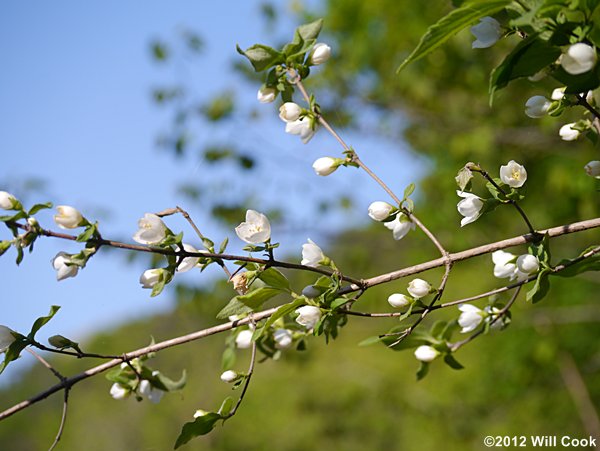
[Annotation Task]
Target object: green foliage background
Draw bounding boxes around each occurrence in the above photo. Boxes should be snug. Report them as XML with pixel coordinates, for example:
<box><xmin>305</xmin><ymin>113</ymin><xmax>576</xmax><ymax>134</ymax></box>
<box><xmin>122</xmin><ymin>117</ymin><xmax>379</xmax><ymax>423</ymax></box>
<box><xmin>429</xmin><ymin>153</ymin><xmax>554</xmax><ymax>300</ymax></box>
<box><xmin>1</xmin><ymin>1</ymin><xmax>599</xmax><ymax>449</ymax></box>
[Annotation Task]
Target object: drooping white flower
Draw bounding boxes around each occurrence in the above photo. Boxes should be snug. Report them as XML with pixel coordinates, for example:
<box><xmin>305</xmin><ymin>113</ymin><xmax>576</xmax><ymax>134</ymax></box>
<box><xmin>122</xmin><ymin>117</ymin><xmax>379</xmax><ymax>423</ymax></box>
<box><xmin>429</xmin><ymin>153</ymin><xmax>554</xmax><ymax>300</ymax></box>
<box><xmin>133</xmin><ymin>213</ymin><xmax>167</xmax><ymax>245</ymax></box>
<box><xmin>516</xmin><ymin>254</ymin><xmax>540</xmax><ymax>275</ymax></box>
<box><xmin>368</xmin><ymin>201</ymin><xmax>395</xmax><ymax>221</ymax></box>
<box><xmin>559</xmin><ymin>123</ymin><xmax>581</xmax><ymax>141</ymax></box>
<box><xmin>584</xmin><ymin>160</ymin><xmax>600</xmax><ymax>178</ymax></box>
<box><xmin>383</xmin><ymin>213</ymin><xmax>416</xmax><ymax>241</ymax></box>
<box><xmin>139</xmin><ymin>268</ymin><xmax>163</xmax><ymax>289</ymax></box>
<box><xmin>312</xmin><ymin>157</ymin><xmax>340</xmax><ymax>176</ymax></box>
<box><xmin>110</xmin><ymin>383</ymin><xmax>130</xmax><ymax>400</ymax></box>
<box><xmin>301</xmin><ymin>239</ymin><xmax>326</xmax><ymax>267</ymax></box>
<box><xmin>52</xmin><ymin>252</ymin><xmax>79</xmax><ymax>281</ymax></box>
<box><xmin>407</xmin><ymin>279</ymin><xmax>431</xmax><ymax>299</ymax></box>
<box><xmin>285</xmin><ymin>117</ymin><xmax>317</xmax><ymax>144</ymax></box>
<box><xmin>525</xmin><ymin>96</ymin><xmax>551</xmax><ymax>118</ymax></box>
<box><xmin>273</xmin><ymin>329</ymin><xmax>293</xmax><ymax>349</ymax></box>
<box><xmin>295</xmin><ymin>305</ymin><xmax>322</xmax><ymax>329</ymax></box>
<box><xmin>177</xmin><ymin>243</ymin><xmax>202</xmax><ymax>273</ymax></box>
<box><xmin>301</xmin><ymin>285</ymin><xmax>321</xmax><ymax>299</ymax></box>
<box><xmin>551</xmin><ymin>87</ymin><xmax>566</xmax><ymax>100</ymax></box>
<box><xmin>257</xmin><ymin>86</ymin><xmax>277</xmax><ymax>103</ymax></box>
<box><xmin>499</xmin><ymin>160</ymin><xmax>527</xmax><ymax>188</ymax></box>
<box><xmin>278</xmin><ymin>102</ymin><xmax>302</xmax><ymax>122</ymax></box>
<box><xmin>235</xmin><ymin>210</ymin><xmax>271</xmax><ymax>244</ymax></box>
<box><xmin>54</xmin><ymin>205</ymin><xmax>84</xmax><ymax>229</ymax></box>
<box><xmin>308</xmin><ymin>43</ymin><xmax>331</xmax><ymax>65</ymax></box>
<box><xmin>0</xmin><ymin>191</ymin><xmax>18</xmax><ymax>210</ymax></box>
<box><xmin>458</xmin><ymin>304</ymin><xmax>485</xmax><ymax>333</ymax></box>
<box><xmin>561</xmin><ymin>43</ymin><xmax>597</xmax><ymax>75</ymax></box>
<box><xmin>470</xmin><ymin>17</ymin><xmax>501</xmax><ymax>49</ymax></box>
<box><xmin>492</xmin><ymin>250</ymin><xmax>517</xmax><ymax>279</ymax></box>
<box><xmin>139</xmin><ymin>380</ymin><xmax>164</xmax><ymax>404</ymax></box>
<box><xmin>220</xmin><ymin>370</ymin><xmax>239</xmax><ymax>383</ymax></box>
<box><xmin>235</xmin><ymin>330</ymin><xmax>253</xmax><ymax>349</ymax></box>
<box><xmin>414</xmin><ymin>345</ymin><xmax>440</xmax><ymax>362</ymax></box>
<box><xmin>387</xmin><ymin>293</ymin><xmax>412</xmax><ymax>309</ymax></box>
<box><xmin>456</xmin><ymin>191</ymin><xmax>484</xmax><ymax>227</ymax></box>
<box><xmin>0</xmin><ymin>325</ymin><xmax>15</xmax><ymax>353</ymax></box>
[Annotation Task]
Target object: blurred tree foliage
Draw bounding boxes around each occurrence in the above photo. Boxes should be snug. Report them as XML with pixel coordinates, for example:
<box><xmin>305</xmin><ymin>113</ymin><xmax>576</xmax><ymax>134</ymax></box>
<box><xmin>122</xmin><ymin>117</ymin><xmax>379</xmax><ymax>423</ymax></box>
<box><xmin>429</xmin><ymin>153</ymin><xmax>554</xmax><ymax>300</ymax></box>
<box><xmin>1</xmin><ymin>1</ymin><xmax>599</xmax><ymax>449</ymax></box>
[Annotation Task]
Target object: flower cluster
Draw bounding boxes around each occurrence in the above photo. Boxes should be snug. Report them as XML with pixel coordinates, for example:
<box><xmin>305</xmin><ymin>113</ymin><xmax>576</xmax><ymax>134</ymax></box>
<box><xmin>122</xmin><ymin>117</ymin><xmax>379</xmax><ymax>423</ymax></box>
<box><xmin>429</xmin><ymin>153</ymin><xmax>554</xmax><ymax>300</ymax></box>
<box><xmin>387</xmin><ymin>278</ymin><xmax>432</xmax><ymax>309</ymax></box>
<box><xmin>368</xmin><ymin>201</ymin><xmax>415</xmax><ymax>241</ymax></box>
<box><xmin>492</xmin><ymin>250</ymin><xmax>540</xmax><ymax>281</ymax></box>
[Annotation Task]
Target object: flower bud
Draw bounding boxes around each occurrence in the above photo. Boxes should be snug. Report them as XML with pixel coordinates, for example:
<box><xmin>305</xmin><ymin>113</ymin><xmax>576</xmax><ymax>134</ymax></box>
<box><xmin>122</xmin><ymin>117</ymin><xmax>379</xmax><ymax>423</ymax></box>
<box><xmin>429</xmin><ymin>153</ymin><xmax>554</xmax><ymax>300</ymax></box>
<box><xmin>139</xmin><ymin>268</ymin><xmax>163</xmax><ymax>289</ymax></box>
<box><xmin>301</xmin><ymin>285</ymin><xmax>321</xmax><ymax>299</ymax></box>
<box><xmin>470</xmin><ymin>17</ymin><xmax>501</xmax><ymax>49</ymax></box>
<box><xmin>0</xmin><ymin>325</ymin><xmax>16</xmax><ymax>353</ymax></box>
<box><xmin>139</xmin><ymin>380</ymin><xmax>163</xmax><ymax>404</ymax></box>
<box><xmin>456</xmin><ymin>191</ymin><xmax>483</xmax><ymax>227</ymax></box>
<box><xmin>235</xmin><ymin>329</ymin><xmax>253</xmax><ymax>349</ymax></box>
<box><xmin>177</xmin><ymin>243</ymin><xmax>202</xmax><ymax>273</ymax></box>
<box><xmin>52</xmin><ymin>252</ymin><xmax>79</xmax><ymax>281</ymax></box>
<box><xmin>295</xmin><ymin>305</ymin><xmax>322</xmax><ymax>329</ymax></box>
<box><xmin>0</xmin><ymin>191</ymin><xmax>18</xmax><ymax>210</ymax></box>
<box><xmin>110</xmin><ymin>383</ymin><xmax>130</xmax><ymax>400</ymax></box>
<box><xmin>312</xmin><ymin>157</ymin><xmax>340</xmax><ymax>176</ymax></box>
<box><xmin>559</xmin><ymin>123</ymin><xmax>580</xmax><ymax>141</ymax></box>
<box><xmin>231</xmin><ymin>272</ymin><xmax>249</xmax><ymax>294</ymax></box>
<box><xmin>414</xmin><ymin>345</ymin><xmax>440</xmax><ymax>362</ymax></box>
<box><xmin>525</xmin><ymin>96</ymin><xmax>551</xmax><ymax>118</ymax></box>
<box><xmin>383</xmin><ymin>213</ymin><xmax>415</xmax><ymax>240</ymax></box>
<box><xmin>367</xmin><ymin>201</ymin><xmax>395</xmax><ymax>221</ymax></box>
<box><xmin>54</xmin><ymin>205</ymin><xmax>84</xmax><ymax>229</ymax></box>
<box><xmin>499</xmin><ymin>160</ymin><xmax>527</xmax><ymax>188</ymax></box>
<box><xmin>551</xmin><ymin>87</ymin><xmax>566</xmax><ymax>100</ymax></box>
<box><xmin>278</xmin><ymin>102</ymin><xmax>302</xmax><ymax>122</ymax></box>
<box><xmin>257</xmin><ymin>86</ymin><xmax>277</xmax><ymax>103</ymax></box>
<box><xmin>407</xmin><ymin>279</ymin><xmax>431</xmax><ymax>299</ymax></box>
<box><xmin>457</xmin><ymin>304</ymin><xmax>485</xmax><ymax>333</ymax></box>
<box><xmin>584</xmin><ymin>160</ymin><xmax>600</xmax><ymax>178</ymax></box>
<box><xmin>308</xmin><ymin>43</ymin><xmax>331</xmax><ymax>65</ymax></box>
<box><xmin>285</xmin><ymin>116</ymin><xmax>317</xmax><ymax>144</ymax></box>
<box><xmin>220</xmin><ymin>370</ymin><xmax>239</xmax><ymax>383</ymax></box>
<box><xmin>516</xmin><ymin>254</ymin><xmax>539</xmax><ymax>274</ymax></box>
<box><xmin>561</xmin><ymin>43</ymin><xmax>597</xmax><ymax>75</ymax></box>
<box><xmin>273</xmin><ymin>329</ymin><xmax>293</xmax><ymax>349</ymax></box>
<box><xmin>387</xmin><ymin>293</ymin><xmax>412</xmax><ymax>309</ymax></box>
<box><xmin>301</xmin><ymin>239</ymin><xmax>327</xmax><ymax>268</ymax></box>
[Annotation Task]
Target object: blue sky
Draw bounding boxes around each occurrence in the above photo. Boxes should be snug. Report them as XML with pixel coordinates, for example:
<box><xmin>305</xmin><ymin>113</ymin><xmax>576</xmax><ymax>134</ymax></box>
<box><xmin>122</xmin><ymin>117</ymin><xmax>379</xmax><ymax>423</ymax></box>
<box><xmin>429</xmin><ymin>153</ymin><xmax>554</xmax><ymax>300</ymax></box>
<box><xmin>0</xmin><ymin>1</ymin><xmax>423</xmax><ymax>381</ymax></box>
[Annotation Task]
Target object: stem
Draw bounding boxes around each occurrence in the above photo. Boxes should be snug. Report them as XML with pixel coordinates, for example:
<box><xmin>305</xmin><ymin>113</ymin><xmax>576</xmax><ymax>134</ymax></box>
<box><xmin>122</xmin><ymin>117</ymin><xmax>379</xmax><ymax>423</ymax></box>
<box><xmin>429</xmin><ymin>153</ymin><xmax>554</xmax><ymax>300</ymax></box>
<box><xmin>226</xmin><ymin>337</ymin><xmax>257</xmax><ymax>418</ymax></box>
<box><xmin>576</xmin><ymin>93</ymin><xmax>600</xmax><ymax>121</ymax></box>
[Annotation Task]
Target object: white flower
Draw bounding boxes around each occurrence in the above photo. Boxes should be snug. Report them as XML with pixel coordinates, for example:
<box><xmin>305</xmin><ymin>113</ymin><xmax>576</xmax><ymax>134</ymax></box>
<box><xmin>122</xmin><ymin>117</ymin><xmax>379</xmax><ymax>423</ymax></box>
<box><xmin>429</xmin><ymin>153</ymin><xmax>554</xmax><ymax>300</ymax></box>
<box><xmin>516</xmin><ymin>254</ymin><xmax>539</xmax><ymax>274</ymax></box>
<box><xmin>301</xmin><ymin>239</ymin><xmax>326</xmax><ymax>267</ymax></box>
<box><xmin>301</xmin><ymin>285</ymin><xmax>321</xmax><ymax>299</ymax></box>
<box><xmin>470</xmin><ymin>17</ymin><xmax>501</xmax><ymax>49</ymax></box>
<box><xmin>0</xmin><ymin>325</ymin><xmax>15</xmax><ymax>353</ymax></box>
<box><xmin>110</xmin><ymin>383</ymin><xmax>130</xmax><ymax>400</ymax></box>
<box><xmin>139</xmin><ymin>268</ymin><xmax>163</xmax><ymax>289</ymax></box>
<box><xmin>285</xmin><ymin>117</ymin><xmax>317</xmax><ymax>144</ymax></box>
<box><xmin>368</xmin><ymin>201</ymin><xmax>395</xmax><ymax>221</ymax></box>
<box><xmin>235</xmin><ymin>330</ymin><xmax>253</xmax><ymax>349</ymax></box>
<box><xmin>383</xmin><ymin>213</ymin><xmax>416</xmax><ymax>241</ymax></box>
<box><xmin>492</xmin><ymin>250</ymin><xmax>517</xmax><ymax>279</ymax></box>
<box><xmin>295</xmin><ymin>305</ymin><xmax>322</xmax><ymax>329</ymax></box>
<box><xmin>559</xmin><ymin>123</ymin><xmax>581</xmax><ymax>141</ymax></box>
<box><xmin>584</xmin><ymin>160</ymin><xmax>600</xmax><ymax>178</ymax></box>
<box><xmin>177</xmin><ymin>243</ymin><xmax>201</xmax><ymax>272</ymax></box>
<box><xmin>407</xmin><ymin>279</ymin><xmax>431</xmax><ymax>299</ymax></box>
<box><xmin>551</xmin><ymin>87</ymin><xmax>566</xmax><ymax>100</ymax></box>
<box><xmin>312</xmin><ymin>157</ymin><xmax>340</xmax><ymax>176</ymax></box>
<box><xmin>458</xmin><ymin>304</ymin><xmax>485</xmax><ymax>333</ymax></box>
<box><xmin>387</xmin><ymin>293</ymin><xmax>412</xmax><ymax>309</ymax></box>
<box><xmin>0</xmin><ymin>191</ymin><xmax>18</xmax><ymax>210</ymax></box>
<box><xmin>414</xmin><ymin>345</ymin><xmax>440</xmax><ymax>362</ymax></box>
<box><xmin>54</xmin><ymin>205</ymin><xmax>84</xmax><ymax>229</ymax></box>
<box><xmin>273</xmin><ymin>329</ymin><xmax>293</xmax><ymax>349</ymax></box>
<box><xmin>235</xmin><ymin>210</ymin><xmax>271</xmax><ymax>244</ymax></box>
<box><xmin>278</xmin><ymin>102</ymin><xmax>302</xmax><ymax>122</ymax></box>
<box><xmin>525</xmin><ymin>95</ymin><xmax>551</xmax><ymax>118</ymax></box>
<box><xmin>308</xmin><ymin>43</ymin><xmax>331</xmax><ymax>65</ymax></box>
<box><xmin>52</xmin><ymin>252</ymin><xmax>79</xmax><ymax>281</ymax></box>
<box><xmin>220</xmin><ymin>370</ymin><xmax>239</xmax><ymax>383</ymax></box>
<box><xmin>456</xmin><ymin>191</ymin><xmax>484</xmax><ymax>227</ymax></box>
<box><xmin>499</xmin><ymin>160</ymin><xmax>527</xmax><ymax>188</ymax></box>
<box><xmin>132</xmin><ymin>213</ymin><xmax>167</xmax><ymax>245</ymax></box>
<box><xmin>139</xmin><ymin>380</ymin><xmax>164</xmax><ymax>404</ymax></box>
<box><xmin>561</xmin><ymin>43</ymin><xmax>597</xmax><ymax>75</ymax></box>
<box><xmin>257</xmin><ymin>86</ymin><xmax>276</xmax><ymax>103</ymax></box>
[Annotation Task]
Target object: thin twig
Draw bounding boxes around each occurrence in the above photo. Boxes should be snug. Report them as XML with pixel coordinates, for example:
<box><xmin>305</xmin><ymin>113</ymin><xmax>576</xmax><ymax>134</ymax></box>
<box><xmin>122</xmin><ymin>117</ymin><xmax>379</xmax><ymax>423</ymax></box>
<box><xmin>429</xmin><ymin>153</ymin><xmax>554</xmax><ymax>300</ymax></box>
<box><xmin>226</xmin><ymin>336</ymin><xmax>257</xmax><ymax>418</ymax></box>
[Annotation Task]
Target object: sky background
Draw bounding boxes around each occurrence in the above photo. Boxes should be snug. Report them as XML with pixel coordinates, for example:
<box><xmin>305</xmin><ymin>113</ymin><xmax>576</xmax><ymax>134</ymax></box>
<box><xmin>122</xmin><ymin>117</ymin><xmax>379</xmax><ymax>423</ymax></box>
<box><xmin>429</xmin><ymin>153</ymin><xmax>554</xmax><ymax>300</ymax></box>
<box><xmin>0</xmin><ymin>1</ymin><xmax>423</xmax><ymax>382</ymax></box>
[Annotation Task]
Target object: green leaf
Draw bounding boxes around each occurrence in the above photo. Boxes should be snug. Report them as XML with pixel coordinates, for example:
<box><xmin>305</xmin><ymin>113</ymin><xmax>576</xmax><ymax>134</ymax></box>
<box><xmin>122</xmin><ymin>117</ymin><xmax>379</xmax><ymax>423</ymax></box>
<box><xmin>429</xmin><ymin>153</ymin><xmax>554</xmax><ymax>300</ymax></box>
<box><xmin>0</xmin><ymin>333</ymin><xmax>28</xmax><ymax>375</ymax></box>
<box><xmin>0</xmin><ymin>240</ymin><xmax>11</xmax><ymax>256</ymax></box>
<box><xmin>221</xmin><ymin>346</ymin><xmax>236</xmax><ymax>370</ymax></box>
<box><xmin>489</xmin><ymin>36</ymin><xmax>561</xmax><ymax>101</ymax></box>
<box><xmin>252</xmin><ymin>297</ymin><xmax>304</xmax><ymax>341</ymax></box>
<box><xmin>416</xmin><ymin>361</ymin><xmax>430</xmax><ymax>380</ymax></box>
<box><xmin>218</xmin><ymin>237</ymin><xmax>229</xmax><ymax>254</ymax></box>
<box><xmin>174</xmin><ymin>412</ymin><xmax>223</xmax><ymax>448</ymax></box>
<box><xmin>396</xmin><ymin>0</ymin><xmax>511</xmax><ymax>73</ymax></box>
<box><xmin>234</xmin><ymin>287</ymin><xmax>283</xmax><ymax>309</ymax></box>
<box><xmin>403</xmin><ymin>182</ymin><xmax>415</xmax><ymax>199</ymax></box>
<box><xmin>236</xmin><ymin>44</ymin><xmax>284</xmax><ymax>72</ymax></box>
<box><xmin>455</xmin><ymin>167</ymin><xmax>473</xmax><ymax>191</ymax></box>
<box><xmin>216</xmin><ymin>298</ymin><xmax>254</xmax><ymax>320</ymax></box>
<box><xmin>48</xmin><ymin>335</ymin><xmax>82</xmax><ymax>353</ymax></box>
<box><xmin>296</xmin><ymin>18</ymin><xmax>323</xmax><ymax>42</ymax></box>
<box><xmin>218</xmin><ymin>397</ymin><xmax>234</xmax><ymax>417</ymax></box>
<box><xmin>526</xmin><ymin>269</ymin><xmax>551</xmax><ymax>303</ymax></box>
<box><xmin>27</xmin><ymin>202</ymin><xmax>52</xmax><ymax>216</ymax></box>
<box><xmin>154</xmin><ymin>370</ymin><xmax>187</xmax><ymax>392</ymax></box>
<box><xmin>358</xmin><ymin>335</ymin><xmax>383</xmax><ymax>347</ymax></box>
<box><xmin>555</xmin><ymin>247</ymin><xmax>600</xmax><ymax>277</ymax></box>
<box><xmin>257</xmin><ymin>267</ymin><xmax>290</xmax><ymax>291</ymax></box>
<box><xmin>28</xmin><ymin>305</ymin><xmax>60</xmax><ymax>339</ymax></box>
<box><xmin>76</xmin><ymin>223</ymin><xmax>98</xmax><ymax>242</ymax></box>
<box><xmin>552</xmin><ymin>65</ymin><xmax>600</xmax><ymax>94</ymax></box>
<box><xmin>443</xmin><ymin>354</ymin><xmax>464</xmax><ymax>370</ymax></box>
